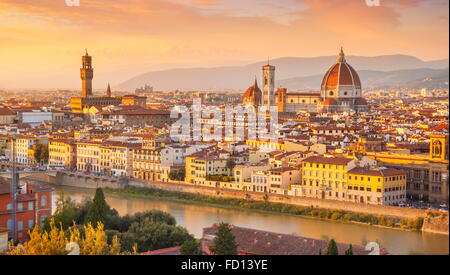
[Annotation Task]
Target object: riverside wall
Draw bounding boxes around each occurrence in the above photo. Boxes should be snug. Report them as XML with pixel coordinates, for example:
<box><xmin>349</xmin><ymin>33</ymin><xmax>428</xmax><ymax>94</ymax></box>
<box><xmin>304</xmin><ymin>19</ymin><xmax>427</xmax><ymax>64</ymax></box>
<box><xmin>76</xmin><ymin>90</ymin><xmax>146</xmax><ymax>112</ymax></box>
<box><xmin>53</xmin><ymin>172</ymin><xmax>128</xmax><ymax>189</ymax></box>
<box><xmin>128</xmin><ymin>180</ymin><xmax>428</xmax><ymax>219</ymax></box>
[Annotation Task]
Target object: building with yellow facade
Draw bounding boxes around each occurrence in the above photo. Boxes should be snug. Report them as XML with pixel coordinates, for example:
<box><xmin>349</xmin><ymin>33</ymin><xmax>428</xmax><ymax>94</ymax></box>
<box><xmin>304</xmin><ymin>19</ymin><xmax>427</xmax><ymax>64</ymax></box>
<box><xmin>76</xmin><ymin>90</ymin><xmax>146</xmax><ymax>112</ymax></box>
<box><xmin>132</xmin><ymin>137</ymin><xmax>163</xmax><ymax>181</ymax></box>
<box><xmin>293</xmin><ymin>156</ymin><xmax>406</xmax><ymax>206</ymax></box>
<box><xmin>48</xmin><ymin>139</ymin><xmax>76</xmax><ymax>169</ymax></box>
<box><xmin>185</xmin><ymin>150</ymin><xmax>231</xmax><ymax>186</ymax></box>
<box><xmin>363</xmin><ymin>135</ymin><xmax>448</xmax><ymax>203</ymax></box>
<box><xmin>245</xmin><ymin>139</ymin><xmax>284</xmax><ymax>151</ymax></box>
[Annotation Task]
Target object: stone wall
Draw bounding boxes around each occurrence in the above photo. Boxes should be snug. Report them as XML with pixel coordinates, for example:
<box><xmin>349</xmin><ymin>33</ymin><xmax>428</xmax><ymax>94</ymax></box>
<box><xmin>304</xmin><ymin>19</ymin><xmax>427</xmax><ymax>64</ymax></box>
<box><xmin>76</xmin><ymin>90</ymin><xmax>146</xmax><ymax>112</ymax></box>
<box><xmin>422</xmin><ymin>214</ymin><xmax>449</xmax><ymax>235</ymax></box>
<box><xmin>128</xmin><ymin>180</ymin><xmax>429</xmax><ymax>220</ymax></box>
<box><xmin>23</xmin><ymin>173</ymin><xmax>57</xmax><ymax>184</ymax></box>
<box><xmin>54</xmin><ymin>172</ymin><xmax>128</xmax><ymax>189</ymax></box>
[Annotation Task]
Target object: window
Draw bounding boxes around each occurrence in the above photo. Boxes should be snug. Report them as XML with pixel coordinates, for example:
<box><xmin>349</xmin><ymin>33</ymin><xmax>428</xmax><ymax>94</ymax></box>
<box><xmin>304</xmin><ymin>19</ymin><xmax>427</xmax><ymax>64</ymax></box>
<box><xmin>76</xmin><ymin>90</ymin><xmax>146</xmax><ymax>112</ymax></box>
<box><xmin>28</xmin><ymin>220</ymin><xmax>34</xmax><ymax>229</ymax></box>
<box><xmin>7</xmin><ymin>219</ymin><xmax>13</xmax><ymax>231</ymax></box>
<box><xmin>6</xmin><ymin>203</ymin><xmax>12</xmax><ymax>210</ymax></box>
<box><xmin>41</xmin><ymin>195</ymin><xmax>47</xmax><ymax>207</ymax></box>
<box><xmin>18</xmin><ymin>221</ymin><xmax>23</xmax><ymax>230</ymax></box>
<box><xmin>18</xmin><ymin>203</ymin><xmax>23</xmax><ymax>211</ymax></box>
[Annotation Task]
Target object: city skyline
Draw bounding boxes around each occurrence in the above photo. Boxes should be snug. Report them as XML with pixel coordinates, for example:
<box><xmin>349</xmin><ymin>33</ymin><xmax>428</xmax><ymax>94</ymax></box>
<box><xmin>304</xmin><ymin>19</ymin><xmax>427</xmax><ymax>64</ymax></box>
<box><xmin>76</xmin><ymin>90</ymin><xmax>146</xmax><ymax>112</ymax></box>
<box><xmin>0</xmin><ymin>0</ymin><xmax>448</xmax><ymax>89</ymax></box>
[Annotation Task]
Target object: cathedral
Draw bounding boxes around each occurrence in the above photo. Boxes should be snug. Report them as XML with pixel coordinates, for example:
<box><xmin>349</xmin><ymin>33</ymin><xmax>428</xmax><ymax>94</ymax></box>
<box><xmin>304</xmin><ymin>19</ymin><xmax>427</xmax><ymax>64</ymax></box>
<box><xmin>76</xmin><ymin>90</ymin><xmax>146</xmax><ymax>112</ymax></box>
<box><xmin>243</xmin><ymin>48</ymin><xmax>368</xmax><ymax>113</ymax></box>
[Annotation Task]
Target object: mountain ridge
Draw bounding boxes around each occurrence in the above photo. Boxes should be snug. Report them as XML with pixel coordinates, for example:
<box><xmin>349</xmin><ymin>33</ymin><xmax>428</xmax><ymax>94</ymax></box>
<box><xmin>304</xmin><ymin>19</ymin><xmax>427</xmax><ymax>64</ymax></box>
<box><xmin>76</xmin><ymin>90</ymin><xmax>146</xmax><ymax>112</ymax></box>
<box><xmin>116</xmin><ymin>55</ymin><xmax>449</xmax><ymax>91</ymax></box>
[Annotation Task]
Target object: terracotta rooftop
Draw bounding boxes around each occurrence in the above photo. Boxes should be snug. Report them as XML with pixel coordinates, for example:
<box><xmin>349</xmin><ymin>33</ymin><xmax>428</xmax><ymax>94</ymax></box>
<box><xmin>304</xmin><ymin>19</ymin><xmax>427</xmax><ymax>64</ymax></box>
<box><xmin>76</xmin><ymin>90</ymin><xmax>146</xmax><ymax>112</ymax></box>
<box><xmin>348</xmin><ymin>167</ymin><xmax>406</xmax><ymax>177</ymax></box>
<box><xmin>203</xmin><ymin>224</ymin><xmax>368</xmax><ymax>255</ymax></box>
<box><xmin>302</xmin><ymin>156</ymin><xmax>353</xmax><ymax>165</ymax></box>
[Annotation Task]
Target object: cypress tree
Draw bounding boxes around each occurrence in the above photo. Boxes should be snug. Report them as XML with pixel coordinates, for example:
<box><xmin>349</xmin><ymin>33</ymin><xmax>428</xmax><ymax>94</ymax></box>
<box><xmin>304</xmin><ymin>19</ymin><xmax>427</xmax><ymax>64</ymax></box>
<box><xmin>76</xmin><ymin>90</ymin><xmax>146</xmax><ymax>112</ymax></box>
<box><xmin>326</xmin><ymin>239</ymin><xmax>339</xmax><ymax>255</ymax></box>
<box><xmin>211</xmin><ymin>223</ymin><xmax>238</xmax><ymax>255</ymax></box>
<box><xmin>345</xmin><ymin>244</ymin><xmax>353</xmax><ymax>255</ymax></box>
<box><xmin>85</xmin><ymin>188</ymin><xmax>109</xmax><ymax>226</ymax></box>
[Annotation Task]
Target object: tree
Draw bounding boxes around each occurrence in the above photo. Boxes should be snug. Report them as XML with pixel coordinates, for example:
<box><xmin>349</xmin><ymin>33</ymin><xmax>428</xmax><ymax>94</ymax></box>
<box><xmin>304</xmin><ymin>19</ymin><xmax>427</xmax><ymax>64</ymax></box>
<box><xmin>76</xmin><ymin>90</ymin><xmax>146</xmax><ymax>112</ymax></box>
<box><xmin>181</xmin><ymin>239</ymin><xmax>202</xmax><ymax>255</ymax></box>
<box><xmin>169</xmin><ymin>169</ymin><xmax>185</xmax><ymax>181</ymax></box>
<box><xmin>326</xmin><ymin>239</ymin><xmax>339</xmax><ymax>255</ymax></box>
<box><xmin>8</xmin><ymin>219</ymin><xmax>121</xmax><ymax>255</ymax></box>
<box><xmin>43</xmin><ymin>192</ymin><xmax>80</xmax><ymax>231</ymax></box>
<box><xmin>33</xmin><ymin>143</ymin><xmax>48</xmax><ymax>164</ymax></box>
<box><xmin>345</xmin><ymin>244</ymin><xmax>353</xmax><ymax>255</ymax></box>
<box><xmin>127</xmin><ymin>218</ymin><xmax>194</xmax><ymax>253</ymax></box>
<box><xmin>211</xmin><ymin>223</ymin><xmax>238</xmax><ymax>255</ymax></box>
<box><xmin>226</xmin><ymin>158</ymin><xmax>236</xmax><ymax>174</ymax></box>
<box><xmin>85</xmin><ymin>188</ymin><xmax>110</xmax><ymax>226</ymax></box>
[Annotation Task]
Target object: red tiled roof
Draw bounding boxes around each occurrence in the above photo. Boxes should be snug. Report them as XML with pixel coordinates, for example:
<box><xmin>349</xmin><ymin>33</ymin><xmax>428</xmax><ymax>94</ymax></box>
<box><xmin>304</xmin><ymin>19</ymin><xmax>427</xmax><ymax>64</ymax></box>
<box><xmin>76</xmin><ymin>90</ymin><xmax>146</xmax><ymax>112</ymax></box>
<box><xmin>203</xmin><ymin>225</ymin><xmax>368</xmax><ymax>255</ymax></box>
<box><xmin>0</xmin><ymin>107</ymin><xmax>16</xmax><ymax>116</ymax></box>
<box><xmin>302</xmin><ymin>156</ymin><xmax>353</xmax><ymax>165</ymax></box>
<box><xmin>348</xmin><ymin>167</ymin><xmax>406</xmax><ymax>177</ymax></box>
<box><xmin>141</xmin><ymin>246</ymin><xmax>181</xmax><ymax>255</ymax></box>
<box><xmin>321</xmin><ymin>51</ymin><xmax>361</xmax><ymax>91</ymax></box>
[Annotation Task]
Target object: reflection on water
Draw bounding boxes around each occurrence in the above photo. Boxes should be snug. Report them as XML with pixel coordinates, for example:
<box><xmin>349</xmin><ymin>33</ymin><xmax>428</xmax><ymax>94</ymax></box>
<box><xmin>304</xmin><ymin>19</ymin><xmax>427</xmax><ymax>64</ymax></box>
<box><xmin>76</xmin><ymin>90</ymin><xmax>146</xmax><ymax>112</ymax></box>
<box><xmin>52</xmin><ymin>186</ymin><xmax>449</xmax><ymax>255</ymax></box>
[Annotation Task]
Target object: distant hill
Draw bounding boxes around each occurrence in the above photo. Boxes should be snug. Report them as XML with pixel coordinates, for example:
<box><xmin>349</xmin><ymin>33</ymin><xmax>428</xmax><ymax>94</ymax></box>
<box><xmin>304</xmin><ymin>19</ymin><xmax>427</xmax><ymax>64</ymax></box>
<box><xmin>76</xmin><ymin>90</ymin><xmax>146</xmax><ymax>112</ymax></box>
<box><xmin>116</xmin><ymin>55</ymin><xmax>449</xmax><ymax>91</ymax></box>
<box><xmin>389</xmin><ymin>69</ymin><xmax>449</xmax><ymax>90</ymax></box>
<box><xmin>279</xmin><ymin>68</ymin><xmax>449</xmax><ymax>90</ymax></box>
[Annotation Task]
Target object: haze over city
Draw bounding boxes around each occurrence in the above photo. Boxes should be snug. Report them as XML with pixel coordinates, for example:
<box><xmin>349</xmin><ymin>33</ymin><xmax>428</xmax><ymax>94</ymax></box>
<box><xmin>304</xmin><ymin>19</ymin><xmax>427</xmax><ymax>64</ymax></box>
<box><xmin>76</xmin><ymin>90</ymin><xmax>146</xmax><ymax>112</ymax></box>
<box><xmin>0</xmin><ymin>0</ymin><xmax>448</xmax><ymax>89</ymax></box>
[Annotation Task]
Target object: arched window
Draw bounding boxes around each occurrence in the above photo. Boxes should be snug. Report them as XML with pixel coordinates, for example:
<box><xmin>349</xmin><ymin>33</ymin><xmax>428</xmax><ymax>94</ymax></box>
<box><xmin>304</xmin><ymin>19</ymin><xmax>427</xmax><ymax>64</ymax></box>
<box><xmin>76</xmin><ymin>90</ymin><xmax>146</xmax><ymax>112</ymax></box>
<box><xmin>433</xmin><ymin>140</ymin><xmax>442</xmax><ymax>157</ymax></box>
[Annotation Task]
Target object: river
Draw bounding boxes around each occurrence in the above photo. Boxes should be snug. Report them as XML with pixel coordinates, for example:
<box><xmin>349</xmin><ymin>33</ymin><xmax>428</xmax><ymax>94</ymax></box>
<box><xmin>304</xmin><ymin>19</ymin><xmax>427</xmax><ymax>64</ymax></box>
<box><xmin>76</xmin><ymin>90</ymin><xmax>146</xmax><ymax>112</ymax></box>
<box><xmin>51</xmin><ymin>185</ymin><xmax>449</xmax><ymax>255</ymax></box>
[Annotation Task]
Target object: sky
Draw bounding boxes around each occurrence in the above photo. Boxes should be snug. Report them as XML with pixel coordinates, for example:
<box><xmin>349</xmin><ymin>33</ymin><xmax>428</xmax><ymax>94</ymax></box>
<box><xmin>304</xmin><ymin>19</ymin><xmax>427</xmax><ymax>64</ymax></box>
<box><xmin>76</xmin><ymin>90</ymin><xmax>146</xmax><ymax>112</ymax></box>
<box><xmin>0</xmin><ymin>0</ymin><xmax>448</xmax><ymax>89</ymax></box>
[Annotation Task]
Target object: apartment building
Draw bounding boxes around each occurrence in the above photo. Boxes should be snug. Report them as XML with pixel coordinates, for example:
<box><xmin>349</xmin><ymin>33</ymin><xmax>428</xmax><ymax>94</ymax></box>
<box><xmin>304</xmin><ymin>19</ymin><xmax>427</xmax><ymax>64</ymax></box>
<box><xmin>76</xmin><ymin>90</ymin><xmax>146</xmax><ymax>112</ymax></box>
<box><xmin>11</xmin><ymin>135</ymin><xmax>47</xmax><ymax>166</ymax></box>
<box><xmin>132</xmin><ymin>145</ymin><xmax>162</xmax><ymax>181</ymax></box>
<box><xmin>48</xmin><ymin>138</ymin><xmax>76</xmax><ymax>169</ymax></box>
<box><xmin>268</xmin><ymin>167</ymin><xmax>301</xmax><ymax>195</ymax></box>
<box><xmin>293</xmin><ymin>156</ymin><xmax>406</xmax><ymax>205</ymax></box>
<box><xmin>185</xmin><ymin>150</ymin><xmax>231</xmax><ymax>185</ymax></box>
<box><xmin>76</xmin><ymin>140</ymin><xmax>102</xmax><ymax>173</ymax></box>
<box><xmin>0</xmin><ymin>178</ymin><xmax>53</xmax><ymax>241</ymax></box>
<box><xmin>347</xmin><ymin>167</ymin><xmax>407</xmax><ymax>205</ymax></box>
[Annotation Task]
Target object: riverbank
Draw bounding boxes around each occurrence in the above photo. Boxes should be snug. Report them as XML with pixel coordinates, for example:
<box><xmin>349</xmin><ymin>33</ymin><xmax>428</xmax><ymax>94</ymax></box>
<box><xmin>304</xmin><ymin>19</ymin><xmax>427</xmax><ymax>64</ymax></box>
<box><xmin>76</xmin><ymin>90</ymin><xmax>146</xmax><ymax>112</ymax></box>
<box><xmin>46</xmin><ymin>171</ymin><xmax>448</xmax><ymax>234</ymax></box>
<box><xmin>51</xmin><ymin>185</ymin><xmax>450</xmax><ymax>255</ymax></box>
<box><xmin>103</xmin><ymin>185</ymin><xmax>424</xmax><ymax>232</ymax></box>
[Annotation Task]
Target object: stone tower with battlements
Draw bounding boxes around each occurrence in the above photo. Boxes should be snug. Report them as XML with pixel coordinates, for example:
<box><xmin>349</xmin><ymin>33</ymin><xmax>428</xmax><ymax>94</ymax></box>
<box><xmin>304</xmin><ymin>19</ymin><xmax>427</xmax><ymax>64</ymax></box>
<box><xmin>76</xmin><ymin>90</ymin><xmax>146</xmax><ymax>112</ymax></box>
<box><xmin>80</xmin><ymin>49</ymin><xmax>93</xmax><ymax>98</ymax></box>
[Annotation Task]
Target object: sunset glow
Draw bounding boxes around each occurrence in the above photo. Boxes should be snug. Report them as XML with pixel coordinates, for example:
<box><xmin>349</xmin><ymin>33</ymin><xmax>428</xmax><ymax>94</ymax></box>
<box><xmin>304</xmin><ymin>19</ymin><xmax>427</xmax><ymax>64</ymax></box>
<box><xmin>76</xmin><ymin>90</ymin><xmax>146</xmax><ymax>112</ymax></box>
<box><xmin>0</xmin><ymin>0</ymin><xmax>448</xmax><ymax>88</ymax></box>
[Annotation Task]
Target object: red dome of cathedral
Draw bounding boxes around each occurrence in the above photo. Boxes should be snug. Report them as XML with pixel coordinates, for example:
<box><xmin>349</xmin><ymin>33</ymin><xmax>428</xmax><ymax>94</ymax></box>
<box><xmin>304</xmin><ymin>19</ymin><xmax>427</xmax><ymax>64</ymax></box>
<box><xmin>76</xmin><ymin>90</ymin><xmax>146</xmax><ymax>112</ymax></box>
<box><xmin>321</xmin><ymin>48</ymin><xmax>361</xmax><ymax>91</ymax></box>
<box><xmin>244</xmin><ymin>85</ymin><xmax>261</xmax><ymax>99</ymax></box>
<box><xmin>243</xmin><ymin>78</ymin><xmax>262</xmax><ymax>106</ymax></box>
